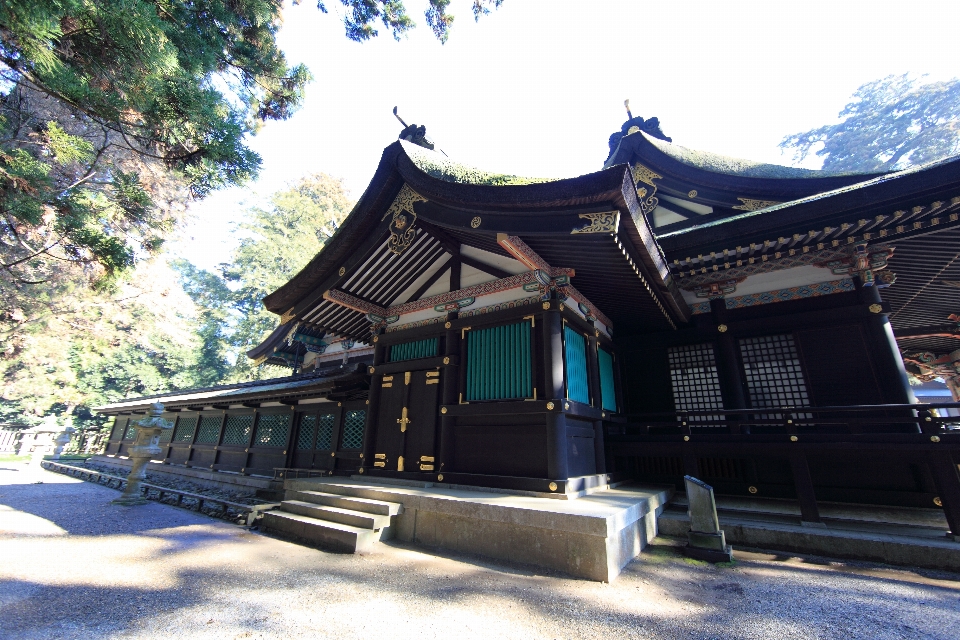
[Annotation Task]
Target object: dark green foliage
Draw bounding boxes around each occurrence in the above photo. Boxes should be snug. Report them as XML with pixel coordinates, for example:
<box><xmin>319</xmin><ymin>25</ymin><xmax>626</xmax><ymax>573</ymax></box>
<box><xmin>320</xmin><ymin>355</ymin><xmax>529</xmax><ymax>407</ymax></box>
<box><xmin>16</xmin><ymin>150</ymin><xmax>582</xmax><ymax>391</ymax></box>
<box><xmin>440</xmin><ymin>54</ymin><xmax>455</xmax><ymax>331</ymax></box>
<box><xmin>781</xmin><ymin>75</ymin><xmax>960</xmax><ymax>172</ymax></box>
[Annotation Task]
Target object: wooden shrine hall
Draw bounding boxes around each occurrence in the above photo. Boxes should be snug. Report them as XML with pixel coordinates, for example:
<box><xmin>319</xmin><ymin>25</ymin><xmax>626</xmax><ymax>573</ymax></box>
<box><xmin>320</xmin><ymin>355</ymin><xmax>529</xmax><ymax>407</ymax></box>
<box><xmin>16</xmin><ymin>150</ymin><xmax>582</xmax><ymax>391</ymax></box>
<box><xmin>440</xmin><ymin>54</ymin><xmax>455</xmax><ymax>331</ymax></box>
<box><xmin>97</xmin><ymin>116</ymin><xmax>960</xmax><ymax>543</ymax></box>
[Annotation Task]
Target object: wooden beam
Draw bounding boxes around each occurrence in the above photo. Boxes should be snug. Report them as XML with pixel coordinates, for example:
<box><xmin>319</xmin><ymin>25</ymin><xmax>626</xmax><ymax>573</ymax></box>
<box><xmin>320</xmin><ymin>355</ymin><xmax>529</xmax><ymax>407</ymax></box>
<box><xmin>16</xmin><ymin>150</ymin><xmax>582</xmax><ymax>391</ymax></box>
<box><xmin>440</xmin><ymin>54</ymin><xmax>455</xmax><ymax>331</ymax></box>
<box><xmin>459</xmin><ymin>254</ymin><xmax>512</xmax><ymax>280</ymax></box>
<box><xmin>403</xmin><ymin>256</ymin><xmax>454</xmax><ymax>304</ymax></box>
<box><xmin>417</xmin><ymin>220</ymin><xmax>461</xmax><ymax>255</ymax></box>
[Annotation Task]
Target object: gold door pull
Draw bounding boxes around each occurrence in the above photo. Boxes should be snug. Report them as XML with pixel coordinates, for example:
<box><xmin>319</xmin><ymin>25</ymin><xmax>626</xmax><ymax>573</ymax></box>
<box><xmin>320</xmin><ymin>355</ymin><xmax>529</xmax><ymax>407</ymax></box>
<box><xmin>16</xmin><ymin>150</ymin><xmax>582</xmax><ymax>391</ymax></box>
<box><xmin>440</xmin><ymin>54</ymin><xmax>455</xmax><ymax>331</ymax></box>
<box><xmin>397</xmin><ymin>406</ymin><xmax>411</xmax><ymax>432</ymax></box>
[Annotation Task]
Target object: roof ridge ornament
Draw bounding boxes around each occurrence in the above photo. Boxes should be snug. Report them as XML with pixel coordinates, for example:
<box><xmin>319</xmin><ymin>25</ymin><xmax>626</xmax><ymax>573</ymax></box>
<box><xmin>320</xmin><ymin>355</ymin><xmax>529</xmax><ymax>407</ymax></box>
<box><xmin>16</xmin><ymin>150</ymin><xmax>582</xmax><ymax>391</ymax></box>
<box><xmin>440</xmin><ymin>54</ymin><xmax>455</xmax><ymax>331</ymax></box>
<box><xmin>606</xmin><ymin>100</ymin><xmax>672</xmax><ymax>162</ymax></box>
<box><xmin>394</xmin><ymin>106</ymin><xmax>436</xmax><ymax>150</ymax></box>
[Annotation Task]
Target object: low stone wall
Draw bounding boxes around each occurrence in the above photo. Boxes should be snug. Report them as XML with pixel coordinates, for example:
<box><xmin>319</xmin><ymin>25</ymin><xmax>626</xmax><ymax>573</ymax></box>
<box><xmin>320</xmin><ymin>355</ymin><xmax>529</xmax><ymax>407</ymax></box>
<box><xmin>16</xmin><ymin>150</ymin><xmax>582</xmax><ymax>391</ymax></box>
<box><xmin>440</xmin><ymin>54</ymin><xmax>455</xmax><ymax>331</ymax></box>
<box><xmin>89</xmin><ymin>455</ymin><xmax>279</xmax><ymax>495</ymax></box>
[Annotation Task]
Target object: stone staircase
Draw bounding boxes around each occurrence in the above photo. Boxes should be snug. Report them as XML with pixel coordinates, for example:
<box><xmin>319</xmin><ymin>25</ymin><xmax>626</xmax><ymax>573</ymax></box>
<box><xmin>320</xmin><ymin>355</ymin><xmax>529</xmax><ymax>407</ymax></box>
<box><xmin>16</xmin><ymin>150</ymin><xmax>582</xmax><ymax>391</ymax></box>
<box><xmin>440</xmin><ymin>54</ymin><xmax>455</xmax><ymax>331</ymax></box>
<box><xmin>260</xmin><ymin>485</ymin><xmax>403</xmax><ymax>553</ymax></box>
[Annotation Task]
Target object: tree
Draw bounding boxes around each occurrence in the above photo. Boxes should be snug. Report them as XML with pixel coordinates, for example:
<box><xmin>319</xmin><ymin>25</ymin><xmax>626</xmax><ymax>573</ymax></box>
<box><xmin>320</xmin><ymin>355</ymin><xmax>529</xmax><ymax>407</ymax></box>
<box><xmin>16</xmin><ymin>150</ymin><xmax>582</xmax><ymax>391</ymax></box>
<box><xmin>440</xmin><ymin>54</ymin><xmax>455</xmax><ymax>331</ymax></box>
<box><xmin>178</xmin><ymin>174</ymin><xmax>353</xmax><ymax>381</ymax></box>
<box><xmin>0</xmin><ymin>0</ymin><xmax>502</xmax><ymax>318</ymax></box>
<box><xmin>780</xmin><ymin>75</ymin><xmax>960</xmax><ymax>173</ymax></box>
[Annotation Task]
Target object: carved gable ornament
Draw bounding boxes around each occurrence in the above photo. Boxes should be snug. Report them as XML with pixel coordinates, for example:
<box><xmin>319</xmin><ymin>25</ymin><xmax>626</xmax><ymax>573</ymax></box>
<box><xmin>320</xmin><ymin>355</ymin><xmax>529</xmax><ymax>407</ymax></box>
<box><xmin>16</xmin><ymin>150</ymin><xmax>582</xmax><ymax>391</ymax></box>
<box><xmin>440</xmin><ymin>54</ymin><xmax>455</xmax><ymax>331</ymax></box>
<box><xmin>383</xmin><ymin>184</ymin><xmax>427</xmax><ymax>255</ymax></box>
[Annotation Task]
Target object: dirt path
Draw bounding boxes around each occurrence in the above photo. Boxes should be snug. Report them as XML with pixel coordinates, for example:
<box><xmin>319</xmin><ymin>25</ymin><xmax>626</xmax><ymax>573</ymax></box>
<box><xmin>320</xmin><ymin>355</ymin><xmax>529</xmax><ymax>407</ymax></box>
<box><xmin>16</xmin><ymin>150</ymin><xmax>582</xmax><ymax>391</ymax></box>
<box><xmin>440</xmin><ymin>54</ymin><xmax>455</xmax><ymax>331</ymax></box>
<box><xmin>2</xmin><ymin>463</ymin><xmax>959</xmax><ymax>639</ymax></box>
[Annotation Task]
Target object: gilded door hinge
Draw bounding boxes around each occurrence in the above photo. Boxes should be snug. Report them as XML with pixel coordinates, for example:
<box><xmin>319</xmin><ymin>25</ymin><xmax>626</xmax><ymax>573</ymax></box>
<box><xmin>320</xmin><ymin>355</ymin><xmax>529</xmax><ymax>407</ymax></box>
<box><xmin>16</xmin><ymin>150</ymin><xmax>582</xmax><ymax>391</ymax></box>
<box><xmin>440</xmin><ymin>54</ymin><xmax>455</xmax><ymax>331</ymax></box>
<box><xmin>375</xmin><ymin>453</ymin><xmax>386</xmax><ymax>459</ymax></box>
<box><xmin>419</xmin><ymin>464</ymin><xmax>435</xmax><ymax>471</ymax></box>
<box><xmin>420</xmin><ymin>456</ymin><xmax>434</xmax><ymax>462</ymax></box>
<box><xmin>404</xmin><ymin>371</ymin><xmax>411</xmax><ymax>385</ymax></box>
<box><xmin>374</xmin><ymin>461</ymin><xmax>386</xmax><ymax>467</ymax></box>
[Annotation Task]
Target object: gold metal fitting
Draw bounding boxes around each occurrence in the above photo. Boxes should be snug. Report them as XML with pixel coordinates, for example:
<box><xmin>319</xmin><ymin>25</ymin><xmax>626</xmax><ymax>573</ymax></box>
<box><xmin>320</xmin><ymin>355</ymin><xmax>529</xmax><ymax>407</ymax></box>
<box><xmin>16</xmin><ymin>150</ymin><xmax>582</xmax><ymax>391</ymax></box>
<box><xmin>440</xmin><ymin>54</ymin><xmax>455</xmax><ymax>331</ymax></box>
<box><xmin>546</xmin><ymin>401</ymin><xmax>555</xmax><ymax>410</ymax></box>
<box><xmin>688</xmin><ymin>190</ymin><xmax>698</xmax><ymax>198</ymax></box>
<box><xmin>338</xmin><ymin>267</ymin><xmax>346</xmax><ymax>276</ymax></box>
<box><xmin>748</xmin><ymin>486</ymin><xmax>758</xmax><ymax>494</ymax></box>
<box><xmin>869</xmin><ymin>303</ymin><xmax>883</xmax><ymax>313</ymax></box>
<box><xmin>790</xmin><ymin>435</ymin><xmax>799</xmax><ymax>442</ymax></box>
<box><xmin>440</xmin><ymin>406</ymin><xmax>447</xmax><ymax>414</ymax></box>
<box><xmin>542</xmin><ymin>302</ymin><xmax>550</xmax><ymax>310</ymax></box>
<box><xmin>372</xmin><ymin>335</ymin><xmax>379</xmax><ymax>342</ymax></box>
<box><xmin>470</xmin><ymin>216</ymin><xmax>482</xmax><ymax>228</ymax></box>
<box><xmin>931</xmin><ymin>435</ymin><xmax>941</xmax><ymax>443</ymax></box>
<box><xmin>331</xmin><ymin>452</ymin><xmax>335</xmax><ymax>457</ymax></box>
<box><xmin>564</xmin><ymin>402</ymin><xmax>570</xmax><ymax>410</ymax></box>
<box><xmin>717</xmin><ymin>324</ymin><xmax>728</xmax><ymax>333</ymax></box>
<box><xmin>683</xmin><ymin>435</ymin><xmax>690</xmax><ymax>442</ymax></box>
<box><xmin>934</xmin><ymin>496</ymin><xmax>943</xmax><ymax>507</ymax></box>
<box><xmin>359</xmin><ymin>453</ymin><xmax>363</xmax><ymax>459</ymax></box>
<box><xmin>443</xmin><ymin>356</ymin><xmax>450</xmax><ymax>365</ymax></box>
<box><xmin>601</xmin><ymin>412</ymin><xmax>606</xmax><ymax>418</ymax></box>
<box><xmin>369</xmin><ymin>366</ymin><xmax>375</xmax><ymax>374</ymax></box>
<box><xmin>444</xmin><ymin>321</ymin><xmax>451</xmax><ymax>329</ymax></box>
<box><xmin>338</xmin><ymin>402</ymin><xmax>342</xmax><ymax>407</ymax></box>
<box><xmin>437</xmin><ymin>474</ymin><xmax>444</xmax><ymax>481</ymax></box>
<box><xmin>358</xmin><ymin>467</ymin><xmax>364</xmax><ymax>474</ymax></box>
<box><xmin>559</xmin><ymin>303</ymin><xmax>565</xmax><ymax>311</ymax></box>
<box><xmin>548</xmin><ymin>482</ymin><xmax>558</xmax><ymax>492</ymax></box>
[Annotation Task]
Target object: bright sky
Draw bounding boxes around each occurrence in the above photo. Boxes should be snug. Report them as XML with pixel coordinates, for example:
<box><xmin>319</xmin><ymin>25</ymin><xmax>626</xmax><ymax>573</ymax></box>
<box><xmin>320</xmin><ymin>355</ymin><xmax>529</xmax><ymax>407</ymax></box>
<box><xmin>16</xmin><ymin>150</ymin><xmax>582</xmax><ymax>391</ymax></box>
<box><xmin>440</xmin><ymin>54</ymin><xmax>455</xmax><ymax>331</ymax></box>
<box><xmin>173</xmin><ymin>0</ymin><xmax>960</xmax><ymax>271</ymax></box>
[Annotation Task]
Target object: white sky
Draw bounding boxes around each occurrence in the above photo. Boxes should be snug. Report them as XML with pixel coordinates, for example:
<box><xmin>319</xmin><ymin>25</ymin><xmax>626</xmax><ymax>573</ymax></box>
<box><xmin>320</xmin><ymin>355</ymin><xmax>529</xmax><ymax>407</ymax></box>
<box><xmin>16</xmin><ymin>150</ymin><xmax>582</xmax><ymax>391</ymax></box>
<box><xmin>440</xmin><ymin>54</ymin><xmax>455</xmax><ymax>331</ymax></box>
<box><xmin>172</xmin><ymin>0</ymin><xmax>960</xmax><ymax>271</ymax></box>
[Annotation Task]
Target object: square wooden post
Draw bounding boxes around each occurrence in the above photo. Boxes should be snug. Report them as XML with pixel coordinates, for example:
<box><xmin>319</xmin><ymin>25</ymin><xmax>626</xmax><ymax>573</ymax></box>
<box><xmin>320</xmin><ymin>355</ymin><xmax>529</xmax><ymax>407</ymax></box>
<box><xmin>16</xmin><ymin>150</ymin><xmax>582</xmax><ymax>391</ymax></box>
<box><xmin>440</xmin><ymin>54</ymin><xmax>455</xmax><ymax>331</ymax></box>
<box><xmin>542</xmin><ymin>302</ymin><xmax>569</xmax><ymax>480</ymax></box>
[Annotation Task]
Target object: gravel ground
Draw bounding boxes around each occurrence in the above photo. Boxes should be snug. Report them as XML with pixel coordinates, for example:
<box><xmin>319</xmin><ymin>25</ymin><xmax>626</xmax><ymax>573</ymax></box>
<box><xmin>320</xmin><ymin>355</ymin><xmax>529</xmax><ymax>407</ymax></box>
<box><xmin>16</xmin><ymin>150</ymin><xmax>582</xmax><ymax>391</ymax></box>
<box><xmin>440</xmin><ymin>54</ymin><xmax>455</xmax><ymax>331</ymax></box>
<box><xmin>2</xmin><ymin>462</ymin><xmax>959</xmax><ymax>640</ymax></box>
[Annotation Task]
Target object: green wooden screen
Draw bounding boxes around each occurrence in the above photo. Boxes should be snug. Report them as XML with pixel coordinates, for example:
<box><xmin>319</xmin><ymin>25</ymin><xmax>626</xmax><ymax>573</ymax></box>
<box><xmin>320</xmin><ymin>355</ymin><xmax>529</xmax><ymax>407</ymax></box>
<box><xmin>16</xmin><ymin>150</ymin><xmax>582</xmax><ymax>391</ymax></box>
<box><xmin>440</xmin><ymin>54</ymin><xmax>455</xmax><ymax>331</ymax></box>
<box><xmin>296</xmin><ymin>414</ymin><xmax>316</xmax><ymax>449</ymax></box>
<box><xmin>340</xmin><ymin>410</ymin><xmax>366</xmax><ymax>449</ymax></box>
<box><xmin>389</xmin><ymin>337</ymin><xmax>439</xmax><ymax>362</ymax></box>
<box><xmin>111</xmin><ymin>418</ymin><xmax>127</xmax><ymax>441</ymax></box>
<box><xmin>316</xmin><ymin>413</ymin><xmax>335</xmax><ymax>450</ymax></box>
<box><xmin>123</xmin><ymin>420</ymin><xmax>138</xmax><ymax>440</ymax></box>
<box><xmin>195</xmin><ymin>416</ymin><xmax>222</xmax><ymax>444</ymax></box>
<box><xmin>465</xmin><ymin>320</ymin><xmax>532</xmax><ymax>401</ymax></box>
<box><xmin>564</xmin><ymin>325</ymin><xmax>590</xmax><ymax>405</ymax></box>
<box><xmin>172</xmin><ymin>417</ymin><xmax>197</xmax><ymax>443</ymax></box>
<box><xmin>598</xmin><ymin>347</ymin><xmax>617</xmax><ymax>412</ymax></box>
<box><xmin>222</xmin><ymin>415</ymin><xmax>254</xmax><ymax>445</ymax></box>
<box><xmin>158</xmin><ymin>425</ymin><xmax>174</xmax><ymax>444</ymax></box>
<box><xmin>254</xmin><ymin>414</ymin><xmax>291</xmax><ymax>447</ymax></box>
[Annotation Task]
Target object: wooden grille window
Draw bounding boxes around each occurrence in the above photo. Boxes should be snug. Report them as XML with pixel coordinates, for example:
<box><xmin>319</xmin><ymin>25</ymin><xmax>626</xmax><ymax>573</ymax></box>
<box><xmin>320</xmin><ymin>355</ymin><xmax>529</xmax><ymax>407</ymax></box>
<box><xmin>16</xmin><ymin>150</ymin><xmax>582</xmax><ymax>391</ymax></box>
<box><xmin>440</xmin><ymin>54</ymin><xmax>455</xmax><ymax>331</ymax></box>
<box><xmin>340</xmin><ymin>410</ymin><xmax>365</xmax><ymax>450</ymax></box>
<box><xmin>158</xmin><ymin>426</ymin><xmax>174</xmax><ymax>444</ymax></box>
<box><xmin>296</xmin><ymin>415</ymin><xmax>317</xmax><ymax>449</ymax></box>
<box><xmin>598</xmin><ymin>347</ymin><xmax>618</xmax><ymax>412</ymax></box>
<box><xmin>222</xmin><ymin>415</ymin><xmax>254</xmax><ymax>446</ymax></box>
<box><xmin>123</xmin><ymin>420</ymin><xmax>138</xmax><ymax>440</ymax></box>
<box><xmin>465</xmin><ymin>320</ymin><xmax>533</xmax><ymax>401</ymax></box>
<box><xmin>564</xmin><ymin>325</ymin><xmax>590</xmax><ymax>405</ymax></box>
<box><xmin>389</xmin><ymin>338</ymin><xmax>438</xmax><ymax>362</ymax></box>
<box><xmin>254</xmin><ymin>414</ymin><xmax>291</xmax><ymax>447</ymax></box>
<box><xmin>667</xmin><ymin>343</ymin><xmax>724</xmax><ymax>422</ymax></box>
<box><xmin>194</xmin><ymin>416</ymin><xmax>222</xmax><ymax>444</ymax></box>
<box><xmin>316</xmin><ymin>414</ymin><xmax>335</xmax><ymax>450</ymax></box>
<box><xmin>172</xmin><ymin>417</ymin><xmax>198</xmax><ymax>443</ymax></box>
<box><xmin>738</xmin><ymin>335</ymin><xmax>810</xmax><ymax>409</ymax></box>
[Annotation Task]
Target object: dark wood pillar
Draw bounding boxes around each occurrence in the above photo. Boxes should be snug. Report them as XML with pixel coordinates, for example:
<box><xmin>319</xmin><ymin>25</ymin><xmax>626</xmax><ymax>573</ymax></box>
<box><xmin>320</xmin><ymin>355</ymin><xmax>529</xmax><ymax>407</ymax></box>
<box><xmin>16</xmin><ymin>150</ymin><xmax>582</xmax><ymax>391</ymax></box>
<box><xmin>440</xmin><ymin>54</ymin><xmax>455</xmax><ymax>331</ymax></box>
<box><xmin>709</xmin><ymin>298</ymin><xmax>747</xmax><ymax>418</ymax></box>
<box><xmin>929</xmin><ymin>451</ymin><xmax>960</xmax><ymax>539</ymax></box>
<box><xmin>858</xmin><ymin>280</ymin><xmax>916</xmax><ymax>406</ymax></box>
<box><xmin>542</xmin><ymin>301</ymin><xmax>569</xmax><ymax>480</ymax></box>
<box><xmin>438</xmin><ymin>314</ymin><xmax>459</xmax><ymax>474</ymax></box>
<box><xmin>788</xmin><ymin>450</ymin><xmax>823</xmax><ymax>525</ymax></box>
<box><xmin>360</xmin><ymin>337</ymin><xmax>386</xmax><ymax>471</ymax></box>
<box><xmin>586</xmin><ymin>328</ymin><xmax>606</xmax><ymax>474</ymax></box>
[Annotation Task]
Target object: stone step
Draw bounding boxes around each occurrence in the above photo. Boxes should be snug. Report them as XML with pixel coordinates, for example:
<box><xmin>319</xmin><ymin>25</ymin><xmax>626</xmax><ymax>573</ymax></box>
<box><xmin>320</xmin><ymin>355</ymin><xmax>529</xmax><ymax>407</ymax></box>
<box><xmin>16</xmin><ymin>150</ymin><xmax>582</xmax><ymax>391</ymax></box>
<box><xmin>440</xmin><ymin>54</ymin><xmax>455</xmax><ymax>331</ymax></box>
<box><xmin>281</xmin><ymin>500</ymin><xmax>392</xmax><ymax>530</ymax></box>
<box><xmin>303</xmin><ymin>482</ymin><xmax>402</xmax><ymax>503</ymax></box>
<box><xmin>291</xmin><ymin>490</ymin><xmax>402</xmax><ymax>516</ymax></box>
<box><xmin>260</xmin><ymin>510</ymin><xmax>381</xmax><ymax>553</ymax></box>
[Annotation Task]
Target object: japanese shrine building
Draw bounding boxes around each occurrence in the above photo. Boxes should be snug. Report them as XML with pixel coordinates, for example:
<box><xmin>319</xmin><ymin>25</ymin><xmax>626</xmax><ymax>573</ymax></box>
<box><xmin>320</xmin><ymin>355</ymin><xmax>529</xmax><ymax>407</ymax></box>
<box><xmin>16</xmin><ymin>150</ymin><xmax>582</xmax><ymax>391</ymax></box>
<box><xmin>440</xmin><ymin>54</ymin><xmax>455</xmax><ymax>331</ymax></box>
<box><xmin>97</xmin><ymin>117</ymin><xmax>960</xmax><ymax>537</ymax></box>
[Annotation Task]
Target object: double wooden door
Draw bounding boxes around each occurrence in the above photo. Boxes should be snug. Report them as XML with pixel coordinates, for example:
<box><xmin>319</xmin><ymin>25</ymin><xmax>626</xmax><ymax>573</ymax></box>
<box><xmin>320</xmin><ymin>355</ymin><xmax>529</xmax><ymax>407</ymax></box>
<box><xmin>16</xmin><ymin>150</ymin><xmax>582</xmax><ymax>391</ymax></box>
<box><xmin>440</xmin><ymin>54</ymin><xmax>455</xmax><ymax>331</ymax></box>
<box><xmin>374</xmin><ymin>368</ymin><xmax>441</xmax><ymax>473</ymax></box>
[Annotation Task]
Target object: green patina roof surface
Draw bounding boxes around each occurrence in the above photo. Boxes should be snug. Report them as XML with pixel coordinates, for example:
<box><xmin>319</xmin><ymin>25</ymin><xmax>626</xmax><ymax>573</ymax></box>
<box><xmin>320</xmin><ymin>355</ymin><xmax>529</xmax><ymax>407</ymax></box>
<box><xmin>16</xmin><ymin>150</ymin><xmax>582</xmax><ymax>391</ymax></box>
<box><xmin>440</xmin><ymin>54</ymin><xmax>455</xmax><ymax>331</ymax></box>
<box><xmin>640</xmin><ymin>132</ymin><xmax>872</xmax><ymax>179</ymax></box>
<box><xmin>401</xmin><ymin>140</ymin><xmax>555</xmax><ymax>186</ymax></box>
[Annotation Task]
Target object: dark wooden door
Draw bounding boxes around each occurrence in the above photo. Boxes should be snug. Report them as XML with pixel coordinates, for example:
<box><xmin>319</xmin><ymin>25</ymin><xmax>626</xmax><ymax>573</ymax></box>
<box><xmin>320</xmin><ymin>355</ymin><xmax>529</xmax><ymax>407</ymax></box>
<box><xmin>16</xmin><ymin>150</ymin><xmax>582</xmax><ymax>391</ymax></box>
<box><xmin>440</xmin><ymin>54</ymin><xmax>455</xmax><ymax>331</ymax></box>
<box><xmin>373</xmin><ymin>369</ymin><xmax>441</xmax><ymax>473</ymax></box>
<box><xmin>292</xmin><ymin>406</ymin><xmax>342</xmax><ymax>470</ymax></box>
<box><xmin>404</xmin><ymin>370</ymin><xmax>441</xmax><ymax>472</ymax></box>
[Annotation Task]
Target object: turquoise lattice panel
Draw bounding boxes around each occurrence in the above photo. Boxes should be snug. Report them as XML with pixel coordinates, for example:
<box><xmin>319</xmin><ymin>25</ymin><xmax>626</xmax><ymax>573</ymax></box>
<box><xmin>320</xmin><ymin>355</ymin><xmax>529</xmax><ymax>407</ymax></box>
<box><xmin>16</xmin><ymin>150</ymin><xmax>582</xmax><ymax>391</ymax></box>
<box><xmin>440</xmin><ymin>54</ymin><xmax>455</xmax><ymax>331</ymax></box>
<box><xmin>172</xmin><ymin>417</ymin><xmax>197</xmax><ymax>443</ymax></box>
<box><xmin>598</xmin><ymin>348</ymin><xmax>617</xmax><ymax>412</ymax></box>
<box><xmin>222</xmin><ymin>415</ymin><xmax>254</xmax><ymax>446</ymax></box>
<box><xmin>389</xmin><ymin>338</ymin><xmax>439</xmax><ymax>362</ymax></box>
<box><xmin>340</xmin><ymin>410</ymin><xmax>366</xmax><ymax>450</ymax></box>
<box><xmin>254</xmin><ymin>414</ymin><xmax>291</xmax><ymax>447</ymax></box>
<box><xmin>317</xmin><ymin>414</ymin><xmax>335</xmax><ymax>450</ymax></box>
<box><xmin>297</xmin><ymin>414</ymin><xmax>317</xmax><ymax>449</ymax></box>
<box><xmin>194</xmin><ymin>416</ymin><xmax>222</xmax><ymax>444</ymax></box>
<box><xmin>564</xmin><ymin>325</ymin><xmax>590</xmax><ymax>405</ymax></box>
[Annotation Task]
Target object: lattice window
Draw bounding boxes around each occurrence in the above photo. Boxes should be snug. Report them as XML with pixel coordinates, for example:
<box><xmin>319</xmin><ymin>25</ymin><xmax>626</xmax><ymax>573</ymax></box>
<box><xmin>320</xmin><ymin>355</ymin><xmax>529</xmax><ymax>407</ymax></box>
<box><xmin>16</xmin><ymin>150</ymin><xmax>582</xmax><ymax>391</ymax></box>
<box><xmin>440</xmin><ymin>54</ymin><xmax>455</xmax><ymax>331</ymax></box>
<box><xmin>340</xmin><ymin>410</ymin><xmax>365</xmax><ymax>450</ymax></box>
<box><xmin>254</xmin><ymin>413</ymin><xmax>291</xmax><ymax>448</ymax></box>
<box><xmin>739</xmin><ymin>335</ymin><xmax>810</xmax><ymax>410</ymax></box>
<box><xmin>297</xmin><ymin>414</ymin><xmax>317</xmax><ymax>450</ymax></box>
<box><xmin>598</xmin><ymin>347</ymin><xmax>618</xmax><ymax>412</ymax></box>
<box><xmin>389</xmin><ymin>338</ymin><xmax>439</xmax><ymax>362</ymax></box>
<box><xmin>564</xmin><ymin>325</ymin><xmax>590</xmax><ymax>405</ymax></box>
<box><xmin>123</xmin><ymin>419</ymin><xmax>138</xmax><ymax>440</ymax></box>
<box><xmin>111</xmin><ymin>418</ymin><xmax>128</xmax><ymax>441</ymax></box>
<box><xmin>158</xmin><ymin>425</ymin><xmax>174</xmax><ymax>444</ymax></box>
<box><xmin>194</xmin><ymin>415</ymin><xmax>222</xmax><ymax>444</ymax></box>
<box><xmin>465</xmin><ymin>320</ymin><xmax>533</xmax><ymax>401</ymax></box>
<box><xmin>222</xmin><ymin>415</ymin><xmax>254</xmax><ymax>446</ymax></box>
<box><xmin>172</xmin><ymin>417</ymin><xmax>198</xmax><ymax>443</ymax></box>
<box><xmin>317</xmin><ymin>413</ymin><xmax>335</xmax><ymax>450</ymax></box>
<box><xmin>668</xmin><ymin>343</ymin><xmax>724</xmax><ymax>423</ymax></box>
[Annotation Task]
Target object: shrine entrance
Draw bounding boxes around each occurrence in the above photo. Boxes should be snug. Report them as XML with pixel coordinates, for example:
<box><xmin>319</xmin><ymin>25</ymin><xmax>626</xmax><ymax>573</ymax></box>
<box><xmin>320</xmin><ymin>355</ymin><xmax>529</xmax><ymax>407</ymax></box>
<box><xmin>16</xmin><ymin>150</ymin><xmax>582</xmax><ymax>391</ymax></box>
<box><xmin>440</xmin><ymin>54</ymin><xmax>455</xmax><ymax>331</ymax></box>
<box><xmin>292</xmin><ymin>401</ymin><xmax>368</xmax><ymax>473</ymax></box>
<box><xmin>373</xmin><ymin>368</ymin><xmax>441</xmax><ymax>473</ymax></box>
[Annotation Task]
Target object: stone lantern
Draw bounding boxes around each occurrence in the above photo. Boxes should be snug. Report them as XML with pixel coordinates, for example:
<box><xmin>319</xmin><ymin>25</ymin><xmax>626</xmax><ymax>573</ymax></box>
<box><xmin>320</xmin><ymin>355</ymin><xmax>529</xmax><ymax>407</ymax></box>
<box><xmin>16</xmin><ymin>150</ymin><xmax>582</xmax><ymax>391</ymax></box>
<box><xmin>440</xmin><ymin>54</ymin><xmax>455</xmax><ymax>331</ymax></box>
<box><xmin>113</xmin><ymin>402</ymin><xmax>173</xmax><ymax>506</ymax></box>
<box><xmin>52</xmin><ymin>423</ymin><xmax>75</xmax><ymax>460</ymax></box>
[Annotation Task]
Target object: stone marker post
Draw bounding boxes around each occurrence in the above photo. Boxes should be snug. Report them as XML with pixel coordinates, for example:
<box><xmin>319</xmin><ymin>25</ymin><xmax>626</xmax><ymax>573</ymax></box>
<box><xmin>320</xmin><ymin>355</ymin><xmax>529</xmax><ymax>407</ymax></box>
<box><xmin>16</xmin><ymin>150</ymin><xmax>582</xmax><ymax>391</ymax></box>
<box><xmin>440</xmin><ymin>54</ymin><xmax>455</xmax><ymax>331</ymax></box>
<box><xmin>52</xmin><ymin>424</ymin><xmax>75</xmax><ymax>460</ymax></box>
<box><xmin>683</xmin><ymin>475</ymin><xmax>734</xmax><ymax>563</ymax></box>
<box><xmin>113</xmin><ymin>402</ymin><xmax>173</xmax><ymax>506</ymax></box>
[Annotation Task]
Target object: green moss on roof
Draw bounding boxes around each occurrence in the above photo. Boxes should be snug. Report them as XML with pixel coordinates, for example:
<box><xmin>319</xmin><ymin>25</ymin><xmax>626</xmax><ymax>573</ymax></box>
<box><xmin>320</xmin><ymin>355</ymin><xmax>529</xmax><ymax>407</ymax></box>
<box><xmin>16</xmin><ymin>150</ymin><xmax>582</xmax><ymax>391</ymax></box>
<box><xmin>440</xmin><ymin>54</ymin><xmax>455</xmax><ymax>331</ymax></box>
<box><xmin>401</xmin><ymin>140</ymin><xmax>554</xmax><ymax>186</ymax></box>
<box><xmin>640</xmin><ymin>132</ymin><xmax>872</xmax><ymax>179</ymax></box>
